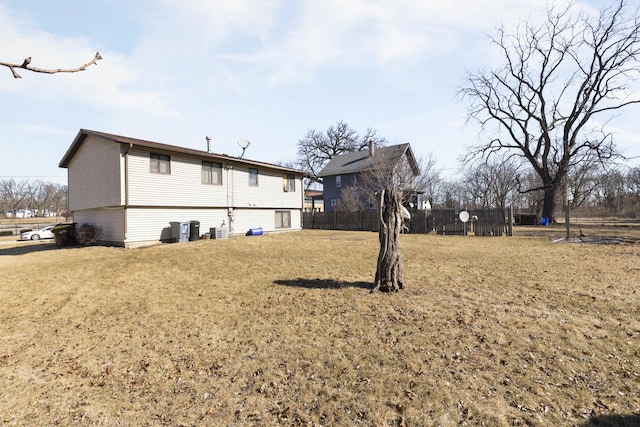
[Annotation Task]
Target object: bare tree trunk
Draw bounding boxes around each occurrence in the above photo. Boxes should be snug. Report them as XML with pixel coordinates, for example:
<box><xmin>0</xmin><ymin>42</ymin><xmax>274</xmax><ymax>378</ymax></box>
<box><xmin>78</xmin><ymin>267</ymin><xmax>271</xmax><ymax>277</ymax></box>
<box><xmin>371</xmin><ymin>188</ymin><xmax>404</xmax><ymax>293</ymax></box>
<box><xmin>541</xmin><ymin>184</ymin><xmax>558</xmax><ymax>223</ymax></box>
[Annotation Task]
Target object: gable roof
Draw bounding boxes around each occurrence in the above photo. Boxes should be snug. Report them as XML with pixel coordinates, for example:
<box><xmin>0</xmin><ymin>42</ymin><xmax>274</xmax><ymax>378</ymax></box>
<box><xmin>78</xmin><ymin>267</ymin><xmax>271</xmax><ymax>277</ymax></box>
<box><xmin>318</xmin><ymin>143</ymin><xmax>419</xmax><ymax>177</ymax></box>
<box><xmin>59</xmin><ymin>129</ymin><xmax>304</xmax><ymax>175</ymax></box>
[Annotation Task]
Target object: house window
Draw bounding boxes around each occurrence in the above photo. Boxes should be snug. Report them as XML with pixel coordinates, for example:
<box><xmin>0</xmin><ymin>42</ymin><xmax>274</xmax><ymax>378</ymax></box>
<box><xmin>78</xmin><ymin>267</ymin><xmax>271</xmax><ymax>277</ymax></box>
<box><xmin>336</xmin><ymin>175</ymin><xmax>341</xmax><ymax>187</ymax></box>
<box><xmin>150</xmin><ymin>153</ymin><xmax>171</xmax><ymax>174</ymax></box>
<box><xmin>249</xmin><ymin>168</ymin><xmax>258</xmax><ymax>186</ymax></box>
<box><xmin>330</xmin><ymin>198</ymin><xmax>337</xmax><ymax>208</ymax></box>
<box><xmin>202</xmin><ymin>161</ymin><xmax>222</xmax><ymax>185</ymax></box>
<box><xmin>275</xmin><ymin>210</ymin><xmax>291</xmax><ymax>229</ymax></box>
<box><xmin>283</xmin><ymin>174</ymin><xmax>295</xmax><ymax>192</ymax></box>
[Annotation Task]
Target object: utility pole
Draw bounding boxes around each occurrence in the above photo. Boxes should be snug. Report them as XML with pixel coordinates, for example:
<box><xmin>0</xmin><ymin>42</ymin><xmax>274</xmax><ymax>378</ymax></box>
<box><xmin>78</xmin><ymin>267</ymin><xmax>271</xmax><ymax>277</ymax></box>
<box><xmin>564</xmin><ymin>179</ymin><xmax>570</xmax><ymax>239</ymax></box>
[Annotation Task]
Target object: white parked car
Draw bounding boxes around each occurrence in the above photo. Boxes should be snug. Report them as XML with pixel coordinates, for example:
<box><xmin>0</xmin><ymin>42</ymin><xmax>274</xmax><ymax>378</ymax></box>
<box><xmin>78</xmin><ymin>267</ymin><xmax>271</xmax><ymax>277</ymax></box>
<box><xmin>20</xmin><ymin>225</ymin><xmax>56</xmax><ymax>241</ymax></box>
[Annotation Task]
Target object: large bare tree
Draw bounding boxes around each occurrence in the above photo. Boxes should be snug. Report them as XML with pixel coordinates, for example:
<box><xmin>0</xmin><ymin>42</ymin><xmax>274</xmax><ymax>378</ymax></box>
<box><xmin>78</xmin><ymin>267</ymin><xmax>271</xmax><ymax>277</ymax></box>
<box><xmin>296</xmin><ymin>121</ymin><xmax>387</xmax><ymax>186</ymax></box>
<box><xmin>460</xmin><ymin>0</ymin><xmax>640</xmax><ymax>221</ymax></box>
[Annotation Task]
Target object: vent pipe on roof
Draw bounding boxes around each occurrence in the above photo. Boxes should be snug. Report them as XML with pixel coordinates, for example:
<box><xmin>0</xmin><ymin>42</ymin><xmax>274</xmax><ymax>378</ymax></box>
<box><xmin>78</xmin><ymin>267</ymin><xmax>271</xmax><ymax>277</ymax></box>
<box><xmin>205</xmin><ymin>136</ymin><xmax>211</xmax><ymax>153</ymax></box>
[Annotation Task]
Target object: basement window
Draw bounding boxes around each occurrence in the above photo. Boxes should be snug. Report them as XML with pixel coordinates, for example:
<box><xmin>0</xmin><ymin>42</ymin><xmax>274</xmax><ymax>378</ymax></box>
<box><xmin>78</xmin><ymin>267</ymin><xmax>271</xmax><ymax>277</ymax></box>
<box><xmin>275</xmin><ymin>210</ymin><xmax>291</xmax><ymax>229</ymax></box>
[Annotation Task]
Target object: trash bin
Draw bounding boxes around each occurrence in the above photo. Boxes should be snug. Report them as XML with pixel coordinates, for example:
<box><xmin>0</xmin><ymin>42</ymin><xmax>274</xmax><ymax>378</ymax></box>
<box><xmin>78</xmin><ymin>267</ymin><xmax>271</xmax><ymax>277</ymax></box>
<box><xmin>170</xmin><ymin>221</ymin><xmax>190</xmax><ymax>242</ymax></box>
<box><xmin>52</xmin><ymin>223</ymin><xmax>76</xmax><ymax>248</ymax></box>
<box><xmin>189</xmin><ymin>221</ymin><xmax>200</xmax><ymax>241</ymax></box>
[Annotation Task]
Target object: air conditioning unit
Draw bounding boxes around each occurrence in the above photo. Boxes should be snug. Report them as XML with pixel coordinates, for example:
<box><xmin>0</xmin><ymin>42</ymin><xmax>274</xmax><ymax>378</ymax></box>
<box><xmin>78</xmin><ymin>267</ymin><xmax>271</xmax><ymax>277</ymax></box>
<box><xmin>210</xmin><ymin>227</ymin><xmax>228</xmax><ymax>240</ymax></box>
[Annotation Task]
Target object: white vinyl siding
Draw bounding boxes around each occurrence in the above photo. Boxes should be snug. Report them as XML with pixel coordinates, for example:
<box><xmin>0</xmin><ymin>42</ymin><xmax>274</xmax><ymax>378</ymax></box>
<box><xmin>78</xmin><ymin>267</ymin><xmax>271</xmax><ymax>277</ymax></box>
<box><xmin>232</xmin><ymin>169</ymin><xmax>302</xmax><ymax>209</ymax></box>
<box><xmin>127</xmin><ymin>151</ymin><xmax>303</xmax><ymax>209</ymax></box>
<box><xmin>230</xmin><ymin>208</ymin><xmax>300</xmax><ymax>235</ymax></box>
<box><xmin>122</xmin><ymin>207</ymin><xmax>301</xmax><ymax>245</ymax></box>
<box><xmin>73</xmin><ymin>208</ymin><xmax>125</xmax><ymax>245</ymax></box>
<box><xmin>127</xmin><ymin>150</ymin><xmax>227</xmax><ymax>206</ymax></box>
<box><xmin>125</xmin><ymin>208</ymin><xmax>229</xmax><ymax>244</ymax></box>
<box><xmin>67</xmin><ymin>135</ymin><xmax>123</xmax><ymax>211</ymax></box>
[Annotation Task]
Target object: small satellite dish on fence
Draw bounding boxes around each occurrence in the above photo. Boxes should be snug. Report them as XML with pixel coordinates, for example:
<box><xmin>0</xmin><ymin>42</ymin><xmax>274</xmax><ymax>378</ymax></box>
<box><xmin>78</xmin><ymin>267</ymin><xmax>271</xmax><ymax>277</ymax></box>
<box><xmin>459</xmin><ymin>210</ymin><xmax>470</xmax><ymax>236</ymax></box>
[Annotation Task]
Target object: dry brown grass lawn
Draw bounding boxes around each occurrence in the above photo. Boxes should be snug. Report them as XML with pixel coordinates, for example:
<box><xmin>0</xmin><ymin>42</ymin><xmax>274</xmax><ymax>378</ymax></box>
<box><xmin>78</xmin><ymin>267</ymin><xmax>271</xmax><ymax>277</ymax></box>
<box><xmin>1</xmin><ymin>229</ymin><xmax>638</xmax><ymax>426</ymax></box>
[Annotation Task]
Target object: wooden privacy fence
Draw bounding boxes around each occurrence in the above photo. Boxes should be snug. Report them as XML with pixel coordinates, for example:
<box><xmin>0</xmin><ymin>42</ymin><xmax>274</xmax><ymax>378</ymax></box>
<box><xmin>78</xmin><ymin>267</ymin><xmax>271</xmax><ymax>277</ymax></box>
<box><xmin>303</xmin><ymin>207</ymin><xmax>513</xmax><ymax>236</ymax></box>
<box><xmin>430</xmin><ymin>208</ymin><xmax>512</xmax><ymax>236</ymax></box>
<box><xmin>303</xmin><ymin>210</ymin><xmax>379</xmax><ymax>232</ymax></box>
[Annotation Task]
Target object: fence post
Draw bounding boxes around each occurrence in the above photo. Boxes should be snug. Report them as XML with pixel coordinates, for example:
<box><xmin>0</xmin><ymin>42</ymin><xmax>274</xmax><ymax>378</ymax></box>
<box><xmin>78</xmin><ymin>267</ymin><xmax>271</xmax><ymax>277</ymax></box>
<box><xmin>508</xmin><ymin>205</ymin><xmax>514</xmax><ymax>236</ymax></box>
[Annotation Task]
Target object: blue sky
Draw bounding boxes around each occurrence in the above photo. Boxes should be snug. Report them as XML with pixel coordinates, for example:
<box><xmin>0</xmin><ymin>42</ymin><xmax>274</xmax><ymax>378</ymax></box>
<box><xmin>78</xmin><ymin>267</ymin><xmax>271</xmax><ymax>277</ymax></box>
<box><xmin>1</xmin><ymin>0</ymin><xmax>639</xmax><ymax>186</ymax></box>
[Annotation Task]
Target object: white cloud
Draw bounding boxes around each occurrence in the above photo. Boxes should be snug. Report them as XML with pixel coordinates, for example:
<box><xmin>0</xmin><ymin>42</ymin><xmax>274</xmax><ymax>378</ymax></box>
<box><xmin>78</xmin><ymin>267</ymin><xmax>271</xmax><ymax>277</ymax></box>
<box><xmin>3</xmin><ymin>0</ymin><xmax>636</xmax><ymax>182</ymax></box>
<box><xmin>0</xmin><ymin>4</ymin><xmax>177</xmax><ymax>116</ymax></box>
<box><xmin>185</xmin><ymin>0</ymin><xmax>562</xmax><ymax>87</ymax></box>
<box><xmin>15</xmin><ymin>123</ymin><xmax>70</xmax><ymax>136</ymax></box>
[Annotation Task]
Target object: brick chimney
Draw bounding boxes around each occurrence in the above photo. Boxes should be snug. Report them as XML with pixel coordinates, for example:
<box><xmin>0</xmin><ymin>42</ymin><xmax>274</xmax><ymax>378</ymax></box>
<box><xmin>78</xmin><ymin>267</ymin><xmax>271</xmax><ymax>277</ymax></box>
<box><xmin>368</xmin><ymin>140</ymin><xmax>375</xmax><ymax>156</ymax></box>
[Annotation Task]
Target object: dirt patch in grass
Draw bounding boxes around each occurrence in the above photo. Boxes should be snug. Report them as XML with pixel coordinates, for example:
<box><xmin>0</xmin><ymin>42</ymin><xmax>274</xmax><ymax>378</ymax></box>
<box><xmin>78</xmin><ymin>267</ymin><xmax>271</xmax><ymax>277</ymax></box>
<box><xmin>1</xmin><ymin>230</ymin><xmax>639</xmax><ymax>426</ymax></box>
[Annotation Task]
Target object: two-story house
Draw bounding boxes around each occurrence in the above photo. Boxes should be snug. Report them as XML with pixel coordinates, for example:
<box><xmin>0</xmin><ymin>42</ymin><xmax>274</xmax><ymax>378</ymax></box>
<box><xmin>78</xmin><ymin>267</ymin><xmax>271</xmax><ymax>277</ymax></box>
<box><xmin>318</xmin><ymin>142</ymin><xmax>420</xmax><ymax>212</ymax></box>
<box><xmin>58</xmin><ymin>129</ymin><xmax>305</xmax><ymax>247</ymax></box>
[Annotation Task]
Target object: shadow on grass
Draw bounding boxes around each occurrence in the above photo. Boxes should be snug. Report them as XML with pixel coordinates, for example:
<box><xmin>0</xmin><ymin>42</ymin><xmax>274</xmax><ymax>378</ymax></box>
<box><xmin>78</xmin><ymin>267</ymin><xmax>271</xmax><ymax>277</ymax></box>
<box><xmin>0</xmin><ymin>242</ymin><xmax>58</xmax><ymax>256</ymax></box>
<box><xmin>273</xmin><ymin>278</ymin><xmax>372</xmax><ymax>290</ymax></box>
<box><xmin>581</xmin><ymin>414</ymin><xmax>640</xmax><ymax>427</ymax></box>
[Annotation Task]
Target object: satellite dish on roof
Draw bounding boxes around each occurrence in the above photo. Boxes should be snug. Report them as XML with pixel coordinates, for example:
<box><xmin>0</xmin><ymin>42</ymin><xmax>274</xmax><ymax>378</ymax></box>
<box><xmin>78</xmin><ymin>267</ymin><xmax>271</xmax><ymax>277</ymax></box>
<box><xmin>237</xmin><ymin>139</ymin><xmax>251</xmax><ymax>158</ymax></box>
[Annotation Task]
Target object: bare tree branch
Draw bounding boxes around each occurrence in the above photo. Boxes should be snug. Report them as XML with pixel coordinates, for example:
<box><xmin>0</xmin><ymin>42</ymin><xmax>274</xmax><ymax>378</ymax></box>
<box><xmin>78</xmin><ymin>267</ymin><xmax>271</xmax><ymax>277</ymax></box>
<box><xmin>295</xmin><ymin>121</ymin><xmax>387</xmax><ymax>186</ymax></box>
<box><xmin>1</xmin><ymin>52</ymin><xmax>102</xmax><ymax>78</ymax></box>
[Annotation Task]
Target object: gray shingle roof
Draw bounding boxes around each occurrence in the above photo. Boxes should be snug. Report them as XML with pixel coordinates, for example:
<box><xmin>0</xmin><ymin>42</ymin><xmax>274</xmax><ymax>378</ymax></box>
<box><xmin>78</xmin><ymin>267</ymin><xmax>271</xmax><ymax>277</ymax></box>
<box><xmin>318</xmin><ymin>143</ymin><xmax>418</xmax><ymax>177</ymax></box>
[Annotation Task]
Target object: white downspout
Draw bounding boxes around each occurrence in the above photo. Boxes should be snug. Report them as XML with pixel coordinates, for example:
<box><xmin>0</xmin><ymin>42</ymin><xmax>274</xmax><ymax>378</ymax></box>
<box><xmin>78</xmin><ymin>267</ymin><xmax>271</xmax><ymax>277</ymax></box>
<box><xmin>225</xmin><ymin>164</ymin><xmax>234</xmax><ymax>234</ymax></box>
<box><xmin>123</xmin><ymin>143</ymin><xmax>132</xmax><ymax>242</ymax></box>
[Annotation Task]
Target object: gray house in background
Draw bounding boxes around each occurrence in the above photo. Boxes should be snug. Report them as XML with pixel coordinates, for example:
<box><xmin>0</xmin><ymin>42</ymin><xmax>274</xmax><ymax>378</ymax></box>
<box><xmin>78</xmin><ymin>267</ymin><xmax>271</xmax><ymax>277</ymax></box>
<box><xmin>318</xmin><ymin>143</ymin><xmax>420</xmax><ymax>212</ymax></box>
